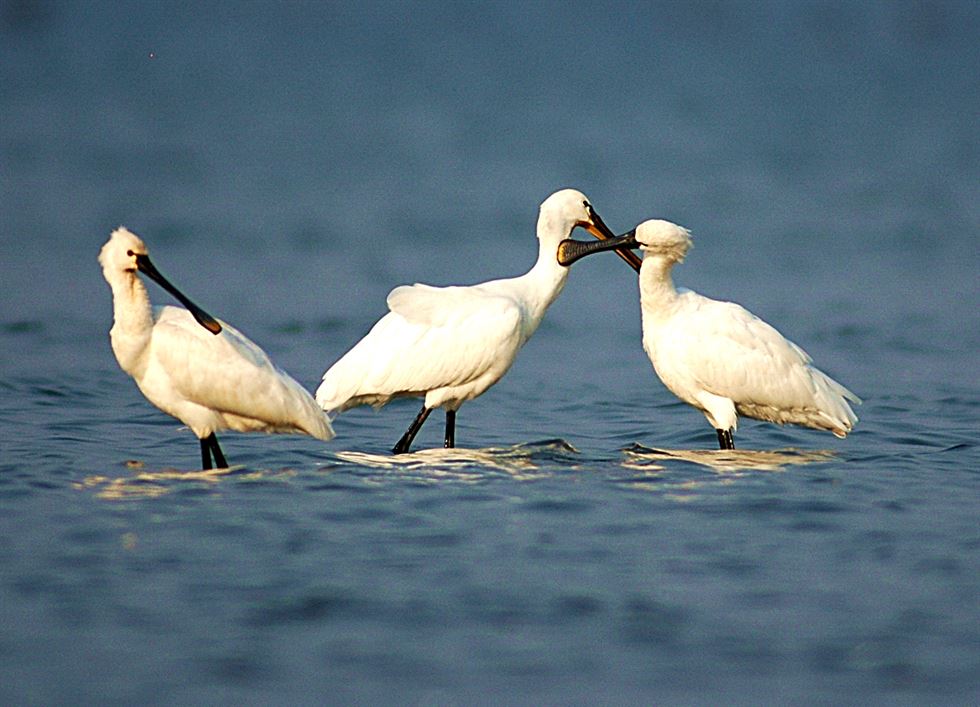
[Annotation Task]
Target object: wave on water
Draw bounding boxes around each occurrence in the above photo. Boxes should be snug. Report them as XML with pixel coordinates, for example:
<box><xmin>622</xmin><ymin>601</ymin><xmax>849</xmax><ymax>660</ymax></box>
<box><xmin>622</xmin><ymin>444</ymin><xmax>838</xmax><ymax>473</ymax></box>
<box><xmin>75</xmin><ymin>464</ymin><xmax>290</xmax><ymax>500</ymax></box>
<box><xmin>333</xmin><ymin>438</ymin><xmax>580</xmax><ymax>481</ymax></box>
<box><xmin>75</xmin><ymin>440</ymin><xmax>583</xmax><ymax>498</ymax></box>
<box><xmin>605</xmin><ymin>445</ymin><xmax>840</xmax><ymax>501</ymax></box>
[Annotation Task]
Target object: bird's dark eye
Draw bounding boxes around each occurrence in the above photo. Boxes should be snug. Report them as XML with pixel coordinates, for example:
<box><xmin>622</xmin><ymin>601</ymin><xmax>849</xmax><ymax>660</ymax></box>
<box><xmin>126</xmin><ymin>250</ymin><xmax>134</xmax><ymax>256</ymax></box>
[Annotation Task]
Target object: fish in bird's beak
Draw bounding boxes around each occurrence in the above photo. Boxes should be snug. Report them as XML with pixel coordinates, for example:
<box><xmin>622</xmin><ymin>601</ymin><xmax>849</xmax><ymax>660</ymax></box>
<box><xmin>135</xmin><ymin>254</ymin><xmax>223</xmax><ymax>334</ymax></box>
<box><xmin>557</xmin><ymin>228</ymin><xmax>640</xmax><ymax>269</ymax></box>
<box><xmin>581</xmin><ymin>205</ymin><xmax>643</xmax><ymax>272</ymax></box>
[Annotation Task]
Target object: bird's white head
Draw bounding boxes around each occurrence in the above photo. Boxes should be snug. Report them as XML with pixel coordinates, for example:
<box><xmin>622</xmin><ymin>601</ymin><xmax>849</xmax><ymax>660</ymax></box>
<box><xmin>538</xmin><ymin>189</ymin><xmax>613</xmax><ymax>247</ymax></box>
<box><xmin>633</xmin><ymin>219</ymin><xmax>693</xmax><ymax>263</ymax></box>
<box><xmin>99</xmin><ymin>227</ymin><xmax>149</xmax><ymax>279</ymax></box>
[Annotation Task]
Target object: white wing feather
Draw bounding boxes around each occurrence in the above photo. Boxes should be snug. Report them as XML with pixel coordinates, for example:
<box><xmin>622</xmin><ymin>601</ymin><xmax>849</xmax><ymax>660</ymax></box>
<box><xmin>317</xmin><ymin>283</ymin><xmax>523</xmax><ymax>413</ymax></box>
<box><xmin>648</xmin><ymin>293</ymin><xmax>859</xmax><ymax>434</ymax></box>
<box><xmin>148</xmin><ymin>307</ymin><xmax>333</xmax><ymax>439</ymax></box>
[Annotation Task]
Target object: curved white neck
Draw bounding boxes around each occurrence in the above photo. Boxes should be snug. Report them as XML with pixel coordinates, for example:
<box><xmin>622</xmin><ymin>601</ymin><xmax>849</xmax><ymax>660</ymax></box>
<box><xmin>106</xmin><ymin>272</ymin><xmax>155</xmax><ymax>374</ymax></box>
<box><xmin>639</xmin><ymin>254</ymin><xmax>680</xmax><ymax>310</ymax></box>
<box><xmin>485</xmin><ymin>239</ymin><xmax>570</xmax><ymax>347</ymax></box>
<box><xmin>527</xmin><ymin>237</ymin><xmax>571</xmax><ymax>312</ymax></box>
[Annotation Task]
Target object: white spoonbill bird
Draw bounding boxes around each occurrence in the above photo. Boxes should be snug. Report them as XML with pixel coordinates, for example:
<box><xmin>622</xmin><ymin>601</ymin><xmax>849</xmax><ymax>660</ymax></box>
<box><xmin>99</xmin><ymin>227</ymin><xmax>334</xmax><ymax>469</ymax></box>
<box><xmin>558</xmin><ymin>219</ymin><xmax>860</xmax><ymax>449</ymax></box>
<box><xmin>316</xmin><ymin>188</ymin><xmax>625</xmax><ymax>454</ymax></box>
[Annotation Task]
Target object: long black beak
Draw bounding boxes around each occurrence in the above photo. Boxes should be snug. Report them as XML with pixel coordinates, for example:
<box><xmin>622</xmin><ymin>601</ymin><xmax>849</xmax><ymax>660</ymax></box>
<box><xmin>135</xmin><ymin>254</ymin><xmax>223</xmax><ymax>335</ymax></box>
<box><xmin>583</xmin><ymin>206</ymin><xmax>643</xmax><ymax>272</ymax></box>
<box><xmin>557</xmin><ymin>229</ymin><xmax>640</xmax><ymax>269</ymax></box>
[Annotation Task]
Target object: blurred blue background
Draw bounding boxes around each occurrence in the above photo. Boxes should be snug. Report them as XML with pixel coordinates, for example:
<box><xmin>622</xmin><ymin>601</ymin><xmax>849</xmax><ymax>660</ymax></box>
<box><xmin>3</xmin><ymin>0</ymin><xmax>976</xmax><ymax>355</ymax></box>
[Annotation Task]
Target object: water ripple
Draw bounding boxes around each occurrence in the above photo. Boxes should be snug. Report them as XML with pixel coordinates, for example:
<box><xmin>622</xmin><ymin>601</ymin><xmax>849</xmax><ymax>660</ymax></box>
<box><xmin>622</xmin><ymin>444</ymin><xmax>838</xmax><ymax>473</ymax></box>
<box><xmin>333</xmin><ymin>439</ymin><xmax>580</xmax><ymax>482</ymax></box>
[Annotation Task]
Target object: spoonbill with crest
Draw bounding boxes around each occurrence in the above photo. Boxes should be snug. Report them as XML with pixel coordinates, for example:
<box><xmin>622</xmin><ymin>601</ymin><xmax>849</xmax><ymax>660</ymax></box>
<box><xmin>99</xmin><ymin>227</ymin><xmax>334</xmax><ymax>469</ymax></box>
<box><xmin>558</xmin><ymin>219</ymin><xmax>860</xmax><ymax>449</ymax></box>
<box><xmin>315</xmin><ymin>188</ymin><xmax>627</xmax><ymax>454</ymax></box>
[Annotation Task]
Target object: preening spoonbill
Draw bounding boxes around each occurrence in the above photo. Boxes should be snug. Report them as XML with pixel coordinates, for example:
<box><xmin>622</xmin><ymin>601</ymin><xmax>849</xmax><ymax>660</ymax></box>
<box><xmin>558</xmin><ymin>219</ymin><xmax>860</xmax><ymax>449</ymax></box>
<box><xmin>316</xmin><ymin>188</ymin><xmax>622</xmax><ymax>454</ymax></box>
<box><xmin>99</xmin><ymin>227</ymin><xmax>334</xmax><ymax>469</ymax></box>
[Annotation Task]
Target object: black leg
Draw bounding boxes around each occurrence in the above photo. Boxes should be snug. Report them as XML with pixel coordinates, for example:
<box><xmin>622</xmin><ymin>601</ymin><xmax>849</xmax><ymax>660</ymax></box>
<box><xmin>208</xmin><ymin>433</ymin><xmax>228</xmax><ymax>469</ymax></box>
<box><xmin>201</xmin><ymin>437</ymin><xmax>213</xmax><ymax>470</ymax></box>
<box><xmin>716</xmin><ymin>428</ymin><xmax>735</xmax><ymax>450</ymax></box>
<box><xmin>392</xmin><ymin>405</ymin><xmax>432</xmax><ymax>454</ymax></box>
<box><xmin>444</xmin><ymin>410</ymin><xmax>456</xmax><ymax>448</ymax></box>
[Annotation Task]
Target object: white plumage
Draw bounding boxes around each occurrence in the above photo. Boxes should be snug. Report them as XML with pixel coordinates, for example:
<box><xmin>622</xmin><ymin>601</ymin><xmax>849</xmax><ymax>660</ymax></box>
<box><xmin>99</xmin><ymin>227</ymin><xmax>333</xmax><ymax>468</ymax></box>
<box><xmin>316</xmin><ymin>188</ymin><xmax>618</xmax><ymax>453</ymax></box>
<box><xmin>319</xmin><ymin>282</ymin><xmax>526</xmax><ymax>412</ymax></box>
<box><xmin>560</xmin><ymin>219</ymin><xmax>860</xmax><ymax>448</ymax></box>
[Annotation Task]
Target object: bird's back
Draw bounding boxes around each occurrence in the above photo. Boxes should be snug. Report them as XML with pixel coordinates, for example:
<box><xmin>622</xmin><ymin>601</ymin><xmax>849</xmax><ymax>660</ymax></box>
<box><xmin>316</xmin><ymin>283</ymin><xmax>524</xmax><ymax>413</ymax></box>
<box><xmin>144</xmin><ymin>307</ymin><xmax>333</xmax><ymax>439</ymax></box>
<box><xmin>644</xmin><ymin>292</ymin><xmax>859</xmax><ymax>436</ymax></box>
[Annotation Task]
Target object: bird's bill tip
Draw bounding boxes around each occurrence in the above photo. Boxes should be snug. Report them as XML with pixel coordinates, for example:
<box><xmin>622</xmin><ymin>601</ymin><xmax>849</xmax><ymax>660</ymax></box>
<box><xmin>199</xmin><ymin>317</ymin><xmax>223</xmax><ymax>335</ymax></box>
<box><xmin>556</xmin><ymin>239</ymin><xmax>584</xmax><ymax>266</ymax></box>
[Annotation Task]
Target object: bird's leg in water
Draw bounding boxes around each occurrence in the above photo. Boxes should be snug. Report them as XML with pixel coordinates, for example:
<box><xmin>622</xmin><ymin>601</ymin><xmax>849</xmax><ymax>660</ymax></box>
<box><xmin>393</xmin><ymin>405</ymin><xmax>432</xmax><ymax>454</ymax></box>
<box><xmin>208</xmin><ymin>433</ymin><xmax>228</xmax><ymax>468</ymax></box>
<box><xmin>200</xmin><ymin>438</ymin><xmax>213</xmax><ymax>470</ymax></box>
<box><xmin>716</xmin><ymin>429</ymin><xmax>735</xmax><ymax>450</ymax></box>
<box><xmin>444</xmin><ymin>410</ymin><xmax>456</xmax><ymax>448</ymax></box>
<box><xmin>200</xmin><ymin>433</ymin><xmax>228</xmax><ymax>469</ymax></box>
